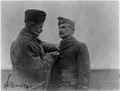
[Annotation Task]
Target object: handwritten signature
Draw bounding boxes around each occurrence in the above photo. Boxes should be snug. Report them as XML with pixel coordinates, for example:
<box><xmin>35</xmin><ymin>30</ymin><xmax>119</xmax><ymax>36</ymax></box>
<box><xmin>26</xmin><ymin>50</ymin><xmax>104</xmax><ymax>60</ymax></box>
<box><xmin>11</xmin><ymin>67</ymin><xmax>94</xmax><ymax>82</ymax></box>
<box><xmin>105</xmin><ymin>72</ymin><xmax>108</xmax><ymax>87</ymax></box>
<box><xmin>4</xmin><ymin>81</ymin><xmax>31</xmax><ymax>89</ymax></box>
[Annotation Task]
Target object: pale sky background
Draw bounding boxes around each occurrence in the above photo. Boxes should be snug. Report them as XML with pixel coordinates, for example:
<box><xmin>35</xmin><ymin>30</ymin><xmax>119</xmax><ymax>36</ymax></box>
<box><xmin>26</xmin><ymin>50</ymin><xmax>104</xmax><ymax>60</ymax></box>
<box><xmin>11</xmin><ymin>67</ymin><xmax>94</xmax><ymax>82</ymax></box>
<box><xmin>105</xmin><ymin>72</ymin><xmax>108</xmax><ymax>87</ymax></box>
<box><xmin>1</xmin><ymin>1</ymin><xmax>119</xmax><ymax>69</ymax></box>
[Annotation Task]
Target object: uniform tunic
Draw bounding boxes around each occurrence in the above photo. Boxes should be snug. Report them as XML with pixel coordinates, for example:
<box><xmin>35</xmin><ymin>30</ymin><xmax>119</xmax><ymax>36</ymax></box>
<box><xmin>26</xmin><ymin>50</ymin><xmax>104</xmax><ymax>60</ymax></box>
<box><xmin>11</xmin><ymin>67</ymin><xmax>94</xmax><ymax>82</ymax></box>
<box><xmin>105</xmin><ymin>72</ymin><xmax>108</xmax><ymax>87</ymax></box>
<box><xmin>47</xmin><ymin>36</ymin><xmax>91</xmax><ymax>90</ymax></box>
<box><xmin>4</xmin><ymin>27</ymin><xmax>58</xmax><ymax>90</ymax></box>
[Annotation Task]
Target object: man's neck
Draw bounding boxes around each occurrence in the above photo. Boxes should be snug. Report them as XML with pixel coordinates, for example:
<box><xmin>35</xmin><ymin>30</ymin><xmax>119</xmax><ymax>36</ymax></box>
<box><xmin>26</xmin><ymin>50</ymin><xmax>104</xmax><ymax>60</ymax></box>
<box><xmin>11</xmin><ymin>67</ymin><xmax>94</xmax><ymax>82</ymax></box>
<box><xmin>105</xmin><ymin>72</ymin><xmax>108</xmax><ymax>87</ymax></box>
<box><xmin>62</xmin><ymin>35</ymin><xmax>73</xmax><ymax>40</ymax></box>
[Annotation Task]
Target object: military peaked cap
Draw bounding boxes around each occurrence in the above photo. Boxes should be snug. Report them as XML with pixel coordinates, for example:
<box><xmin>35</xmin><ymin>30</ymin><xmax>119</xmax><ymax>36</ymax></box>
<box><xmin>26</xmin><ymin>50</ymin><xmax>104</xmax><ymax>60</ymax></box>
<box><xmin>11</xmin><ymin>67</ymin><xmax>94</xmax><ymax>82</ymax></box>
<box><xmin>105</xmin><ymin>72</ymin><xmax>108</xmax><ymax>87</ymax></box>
<box><xmin>58</xmin><ymin>16</ymin><xmax>75</xmax><ymax>27</ymax></box>
<box><xmin>25</xmin><ymin>9</ymin><xmax>46</xmax><ymax>24</ymax></box>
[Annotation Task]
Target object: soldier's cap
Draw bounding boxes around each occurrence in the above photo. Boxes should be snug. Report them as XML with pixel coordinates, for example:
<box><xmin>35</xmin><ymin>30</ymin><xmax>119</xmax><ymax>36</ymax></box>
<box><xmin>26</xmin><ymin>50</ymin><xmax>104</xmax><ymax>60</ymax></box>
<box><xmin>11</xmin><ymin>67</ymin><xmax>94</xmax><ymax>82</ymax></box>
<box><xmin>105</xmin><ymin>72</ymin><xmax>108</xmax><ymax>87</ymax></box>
<box><xmin>58</xmin><ymin>16</ymin><xmax>75</xmax><ymax>27</ymax></box>
<box><xmin>25</xmin><ymin>9</ymin><xmax>46</xmax><ymax>24</ymax></box>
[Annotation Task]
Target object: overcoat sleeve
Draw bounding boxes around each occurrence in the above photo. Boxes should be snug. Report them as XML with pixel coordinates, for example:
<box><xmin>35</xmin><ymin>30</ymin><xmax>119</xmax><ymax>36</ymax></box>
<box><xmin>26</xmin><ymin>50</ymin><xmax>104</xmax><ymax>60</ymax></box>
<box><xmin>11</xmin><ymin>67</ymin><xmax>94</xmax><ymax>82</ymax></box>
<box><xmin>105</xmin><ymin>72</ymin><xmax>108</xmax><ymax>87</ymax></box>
<box><xmin>22</xmin><ymin>40</ymin><xmax>55</xmax><ymax>74</ymax></box>
<box><xmin>76</xmin><ymin>43</ymin><xmax>91</xmax><ymax>88</ymax></box>
<box><xmin>41</xmin><ymin>41</ymin><xmax>59</xmax><ymax>53</ymax></box>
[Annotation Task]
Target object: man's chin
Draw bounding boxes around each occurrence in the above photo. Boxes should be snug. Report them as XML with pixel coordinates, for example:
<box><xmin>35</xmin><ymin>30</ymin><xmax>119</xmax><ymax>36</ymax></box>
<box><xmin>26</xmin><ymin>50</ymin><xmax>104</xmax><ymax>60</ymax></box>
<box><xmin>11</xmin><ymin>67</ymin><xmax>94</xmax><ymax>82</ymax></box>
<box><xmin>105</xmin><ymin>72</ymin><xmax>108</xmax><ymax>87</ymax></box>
<box><xmin>60</xmin><ymin>36</ymin><xmax>68</xmax><ymax>40</ymax></box>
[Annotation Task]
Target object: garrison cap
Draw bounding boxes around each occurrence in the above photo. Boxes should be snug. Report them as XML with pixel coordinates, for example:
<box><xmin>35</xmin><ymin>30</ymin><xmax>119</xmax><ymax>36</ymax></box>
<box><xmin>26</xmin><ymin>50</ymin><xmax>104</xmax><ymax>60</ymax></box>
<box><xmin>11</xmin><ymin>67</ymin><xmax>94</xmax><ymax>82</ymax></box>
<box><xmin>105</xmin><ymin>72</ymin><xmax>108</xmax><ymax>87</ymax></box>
<box><xmin>25</xmin><ymin>9</ymin><xmax>46</xmax><ymax>24</ymax></box>
<box><xmin>58</xmin><ymin>16</ymin><xmax>75</xmax><ymax>27</ymax></box>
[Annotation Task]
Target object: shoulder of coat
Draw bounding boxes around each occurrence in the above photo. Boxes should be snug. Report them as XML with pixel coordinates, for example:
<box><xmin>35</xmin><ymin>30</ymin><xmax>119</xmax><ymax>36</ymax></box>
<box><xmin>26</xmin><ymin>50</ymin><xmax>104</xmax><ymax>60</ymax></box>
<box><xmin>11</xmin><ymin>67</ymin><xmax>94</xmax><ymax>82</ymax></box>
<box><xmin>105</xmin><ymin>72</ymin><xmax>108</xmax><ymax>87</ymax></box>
<box><xmin>75</xmin><ymin>41</ymin><xmax>87</xmax><ymax>49</ymax></box>
<box><xmin>17</xmin><ymin>35</ymin><xmax>34</xmax><ymax>47</ymax></box>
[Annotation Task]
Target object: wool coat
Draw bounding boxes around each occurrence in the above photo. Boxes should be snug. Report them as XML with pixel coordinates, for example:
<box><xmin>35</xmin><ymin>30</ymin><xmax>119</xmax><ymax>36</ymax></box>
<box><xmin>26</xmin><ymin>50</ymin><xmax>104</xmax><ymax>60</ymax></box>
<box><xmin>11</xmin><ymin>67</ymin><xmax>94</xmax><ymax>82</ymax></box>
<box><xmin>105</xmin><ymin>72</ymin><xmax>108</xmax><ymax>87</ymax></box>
<box><xmin>5</xmin><ymin>27</ymin><xmax>58</xmax><ymax>90</ymax></box>
<box><xmin>47</xmin><ymin>36</ymin><xmax>91</xmax><ymax>90</ymax></box>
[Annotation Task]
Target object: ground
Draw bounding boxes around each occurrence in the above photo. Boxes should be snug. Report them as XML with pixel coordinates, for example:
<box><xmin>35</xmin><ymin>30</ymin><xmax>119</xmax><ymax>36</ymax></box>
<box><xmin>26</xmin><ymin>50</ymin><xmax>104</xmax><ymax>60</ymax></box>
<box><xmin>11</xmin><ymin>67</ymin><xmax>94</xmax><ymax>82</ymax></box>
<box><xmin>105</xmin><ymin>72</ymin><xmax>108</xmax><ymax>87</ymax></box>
<box><xmin>1</xmin><ymin>69</ymin><xmax>119</xmax><ymax>91</ymax></box>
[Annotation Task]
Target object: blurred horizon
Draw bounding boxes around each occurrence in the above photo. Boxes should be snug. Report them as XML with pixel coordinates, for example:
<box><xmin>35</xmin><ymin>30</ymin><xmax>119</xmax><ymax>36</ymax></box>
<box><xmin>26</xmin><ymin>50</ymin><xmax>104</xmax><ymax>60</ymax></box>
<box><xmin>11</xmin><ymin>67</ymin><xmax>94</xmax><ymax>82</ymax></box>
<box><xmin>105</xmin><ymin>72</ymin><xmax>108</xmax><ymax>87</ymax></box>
<box><xmin>1</xmin><ymin>1</ymin><xmax>119</xmax><ymax>69</ymax></box>
<box><xmin>1</xmin><ymin>65</ymin><xmax>120</xmax><ymax>70</ymax></box>
<box><xmin>1</xmin><ymin>69</ymin><xmax>119</xmax><ymax>90</ymax></box>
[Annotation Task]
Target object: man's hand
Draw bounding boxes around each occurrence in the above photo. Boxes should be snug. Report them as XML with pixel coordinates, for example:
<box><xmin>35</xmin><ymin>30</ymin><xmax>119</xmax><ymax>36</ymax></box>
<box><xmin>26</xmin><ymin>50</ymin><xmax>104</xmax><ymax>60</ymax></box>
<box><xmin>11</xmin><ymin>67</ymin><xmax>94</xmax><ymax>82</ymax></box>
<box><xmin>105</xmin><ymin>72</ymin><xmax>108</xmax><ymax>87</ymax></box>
<box><xmin>55</xmin><ymin>45</ymin><xmax>60</xmax><ymax>51</ymax></box>
<box><xmin>49</xmin><ymin>51</ymin><xmax>59</xmax><ymax>59</ymax></box>
<box><xmin>45</xmin><ymin>51</ymin><xmax>59</xmax><ymax>64</ymax></box>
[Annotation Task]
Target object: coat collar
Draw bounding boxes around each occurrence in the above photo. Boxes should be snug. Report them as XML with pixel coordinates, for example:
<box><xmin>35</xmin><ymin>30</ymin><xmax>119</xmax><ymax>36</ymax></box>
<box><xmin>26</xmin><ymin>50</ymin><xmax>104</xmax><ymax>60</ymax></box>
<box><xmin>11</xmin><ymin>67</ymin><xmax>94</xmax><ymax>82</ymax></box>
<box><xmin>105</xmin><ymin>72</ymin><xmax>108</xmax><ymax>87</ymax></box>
<box><xmin>59</xmin><ymin>36</ymin><xmax>77</xmax><ymax>50</ymax></box>
<box><xmin>19</xmin><ymin>27</ymin><xmax>42</xmax><ymax>44</ymax></box>
<box><xmin>24</xmin><ymin>27</ymin><xmax>39</xmax><ymax>37</ymax></box>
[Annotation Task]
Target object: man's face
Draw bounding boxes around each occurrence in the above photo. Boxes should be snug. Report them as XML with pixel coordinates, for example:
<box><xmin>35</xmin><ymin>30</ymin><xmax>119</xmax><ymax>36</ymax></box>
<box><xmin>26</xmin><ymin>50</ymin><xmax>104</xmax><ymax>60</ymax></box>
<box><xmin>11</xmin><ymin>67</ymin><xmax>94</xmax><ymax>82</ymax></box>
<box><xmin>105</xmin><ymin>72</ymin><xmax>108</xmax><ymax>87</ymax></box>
<box><xmin>33</xmin><ymin>22</ymin><xmax>43</xmax><ymax>34</ymax></box>
<box><xmin>36</xmin><ymin>23</ymin><xmax>43</xmax><ymax>33</ymax></box>
<box><xmin>58</xmin><ymin>23</ymin><xmax>73</xmax><ymax>39</ymax></box>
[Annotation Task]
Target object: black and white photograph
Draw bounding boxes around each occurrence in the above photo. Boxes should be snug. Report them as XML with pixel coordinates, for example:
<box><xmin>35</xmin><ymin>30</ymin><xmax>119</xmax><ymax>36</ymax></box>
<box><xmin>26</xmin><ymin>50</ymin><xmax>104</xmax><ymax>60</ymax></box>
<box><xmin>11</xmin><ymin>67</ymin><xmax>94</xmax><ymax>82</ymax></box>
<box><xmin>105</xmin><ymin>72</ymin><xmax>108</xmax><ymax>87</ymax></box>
<box><xmin>1</xmin><ymin>1</ymin><xmax>119</xmax><ymax>91</ymax></box>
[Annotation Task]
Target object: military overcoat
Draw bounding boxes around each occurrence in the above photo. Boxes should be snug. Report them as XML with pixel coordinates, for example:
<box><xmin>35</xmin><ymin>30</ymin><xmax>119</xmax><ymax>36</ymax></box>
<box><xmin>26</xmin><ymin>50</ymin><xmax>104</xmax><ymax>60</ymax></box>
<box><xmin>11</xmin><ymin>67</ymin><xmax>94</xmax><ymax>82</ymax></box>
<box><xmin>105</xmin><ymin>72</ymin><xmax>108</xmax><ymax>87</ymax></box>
<box><xmin>5</xmin><ymin>27</ymin><xmax>58</xmax><ymax>90</ymax></box>
<box><xmin>47</xmin><ymin>36</ymin><xmax>91</xmax><ymax>90</ymax></box>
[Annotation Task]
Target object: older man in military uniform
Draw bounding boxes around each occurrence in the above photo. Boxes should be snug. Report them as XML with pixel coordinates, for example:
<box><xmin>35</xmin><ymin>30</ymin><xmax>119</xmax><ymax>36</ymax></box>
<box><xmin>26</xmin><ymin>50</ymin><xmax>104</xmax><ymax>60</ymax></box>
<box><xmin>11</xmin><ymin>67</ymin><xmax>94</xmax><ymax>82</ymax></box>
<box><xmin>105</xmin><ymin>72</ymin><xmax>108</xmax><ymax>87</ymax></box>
<box><xmin>47</xmin><ymin>17</ymin><xmax>91</xmax><ymax>91</ymax></box>
<box><xmin>4</xmin><ymin>9</ymin><xmax>59</xmax><ymax>91</ymax></box>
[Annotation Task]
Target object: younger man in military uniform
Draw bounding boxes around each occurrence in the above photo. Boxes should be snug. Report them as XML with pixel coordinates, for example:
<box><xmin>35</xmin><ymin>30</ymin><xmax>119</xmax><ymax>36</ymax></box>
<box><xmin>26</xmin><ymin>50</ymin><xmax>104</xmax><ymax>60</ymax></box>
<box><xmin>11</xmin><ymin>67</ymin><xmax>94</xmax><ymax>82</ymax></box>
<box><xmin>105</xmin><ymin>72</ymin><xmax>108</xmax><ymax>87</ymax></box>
<box><xmin>47</xmin><ymin>17</ymin><xmax>91</xmax><ymax>91</ymax></box>
<box><xmin>4</xmin><ymin>9</ymin><xmax>59</xmax><ymax>91</ymax></box>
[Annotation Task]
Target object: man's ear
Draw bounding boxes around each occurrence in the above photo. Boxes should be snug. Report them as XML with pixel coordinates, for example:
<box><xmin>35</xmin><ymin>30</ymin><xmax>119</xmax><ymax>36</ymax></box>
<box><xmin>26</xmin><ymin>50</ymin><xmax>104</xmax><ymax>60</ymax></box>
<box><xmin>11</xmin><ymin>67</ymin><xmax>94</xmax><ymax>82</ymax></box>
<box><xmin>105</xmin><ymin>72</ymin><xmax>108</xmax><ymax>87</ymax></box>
<box><xmin>69</xmin><ymin>25</ymin><xmax>75</xmax><ymax>35</ymax></box>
